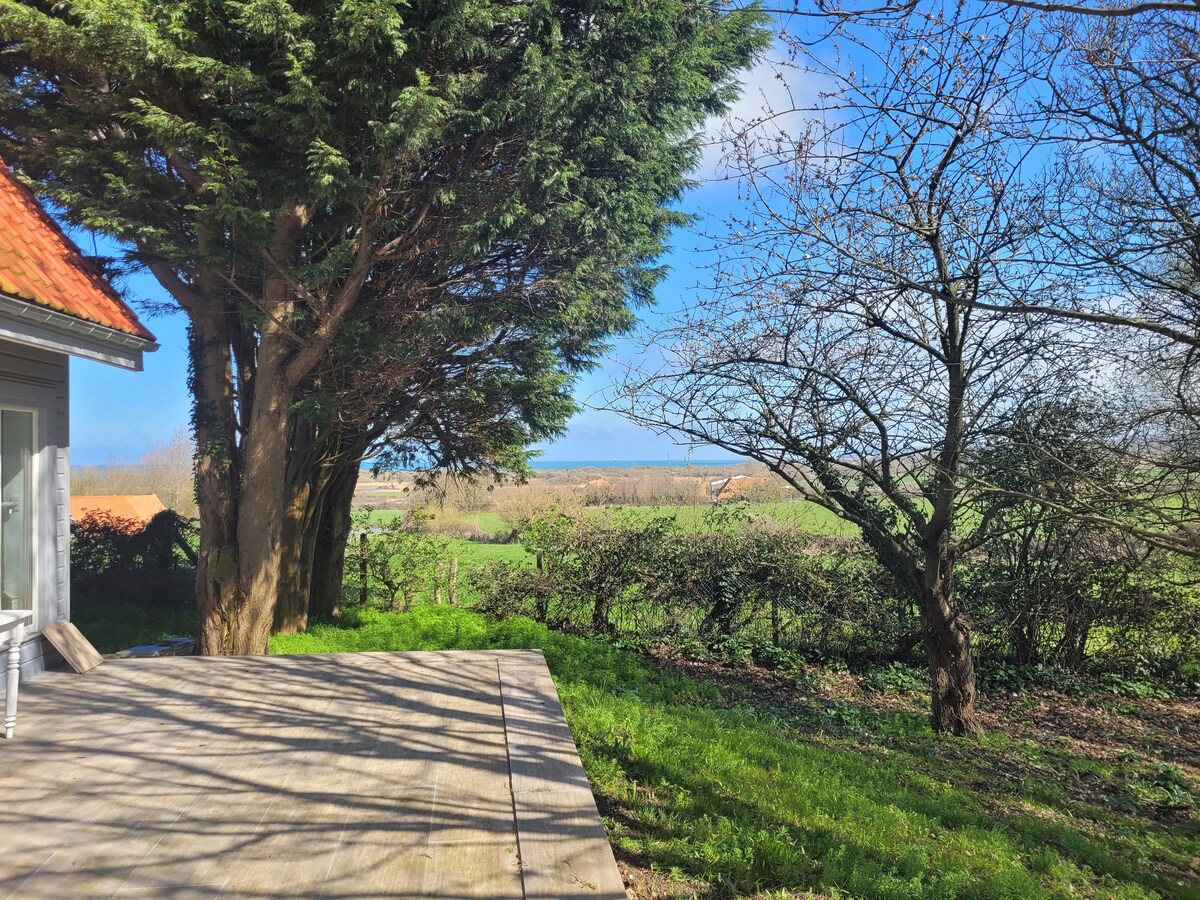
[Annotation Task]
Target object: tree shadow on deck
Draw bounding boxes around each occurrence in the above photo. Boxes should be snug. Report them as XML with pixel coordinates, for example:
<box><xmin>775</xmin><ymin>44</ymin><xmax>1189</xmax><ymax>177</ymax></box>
<box><xmin>0</xmin><ymin>653</ymin><xmax>619</xmax><ymax>899</ymax></box>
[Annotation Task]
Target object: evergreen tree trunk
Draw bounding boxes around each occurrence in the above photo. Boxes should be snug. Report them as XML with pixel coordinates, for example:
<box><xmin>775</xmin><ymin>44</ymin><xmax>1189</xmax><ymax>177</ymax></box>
<box><xmin>275</xmin><ymin>430</ymin><xmax>365</xmax><ymax>629</ymax></box>
<box><xmin>227</xmin><ymin>331</ymin><xmax>294</xmax><ymax>654</ymax></box>
<box><xmin>273</xmin><ymin>465</ymin><xmax>316</xmax><ymax>634</ymax></box>
<box><xmin>191</xmin><ymin>307</ymin><xmax>241</xmax><ymax>657</ymax></box>
<box><xmin>273</xmin><ymin>418</ymin><xmax>321</xmax><ymax>635</ymax></box>
<box><xmin>308</xmin><ymin>462</ymin><xmax>360</xmax><ymax>620</ymax></box>
<box><xmin>192</xmin><ymin>286</ymin><xmax>298</xmax><ymax>655</ymax></box>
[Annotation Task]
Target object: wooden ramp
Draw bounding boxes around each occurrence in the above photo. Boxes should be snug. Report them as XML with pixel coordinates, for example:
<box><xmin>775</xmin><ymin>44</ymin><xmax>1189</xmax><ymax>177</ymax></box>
<box><xmin>0</xmin><ymin>651</ymin><xmax>626</xmax><ymax>899</ymax></box>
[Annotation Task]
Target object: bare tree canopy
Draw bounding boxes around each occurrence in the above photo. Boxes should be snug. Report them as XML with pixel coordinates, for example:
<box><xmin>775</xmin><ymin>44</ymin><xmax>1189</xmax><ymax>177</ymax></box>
<box><xmin>617</xmin><ymin>3</ymin><xmax>1097</xmax><ymax>734</ymax></box>
<box><xmin>994</xmin><ymin>0</ymin><xmax>1200</xmax><ymax>15</ymax></box>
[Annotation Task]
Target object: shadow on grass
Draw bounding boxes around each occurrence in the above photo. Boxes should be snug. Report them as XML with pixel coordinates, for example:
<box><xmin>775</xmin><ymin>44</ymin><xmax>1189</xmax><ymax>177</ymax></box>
<box><xmin>272</xmin><ymin>606</ymin><xmax>1200</xmax><ymax>900</ymax></box>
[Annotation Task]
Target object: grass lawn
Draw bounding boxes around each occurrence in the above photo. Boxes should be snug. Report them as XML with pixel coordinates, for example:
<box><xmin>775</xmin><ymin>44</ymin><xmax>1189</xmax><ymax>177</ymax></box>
<box><xmin>270</xmin><ymin>605</ymin><xmax>1199</xmax><ymax>899</ymax></box>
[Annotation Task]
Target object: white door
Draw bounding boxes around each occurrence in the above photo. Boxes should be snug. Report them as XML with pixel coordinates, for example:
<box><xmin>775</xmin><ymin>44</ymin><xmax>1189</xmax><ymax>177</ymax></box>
<box><xmin>0</xmin><ymin>409</ymin><xmax>34</xmax><ymax>623</ymax></box>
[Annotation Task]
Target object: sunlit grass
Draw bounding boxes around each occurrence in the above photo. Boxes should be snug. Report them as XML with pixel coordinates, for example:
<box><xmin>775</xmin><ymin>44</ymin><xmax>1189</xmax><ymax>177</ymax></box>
<box><xmin>270</xmin><ymin>606</ymin><xmax>1198</xmax><ymax>899</ymax></box>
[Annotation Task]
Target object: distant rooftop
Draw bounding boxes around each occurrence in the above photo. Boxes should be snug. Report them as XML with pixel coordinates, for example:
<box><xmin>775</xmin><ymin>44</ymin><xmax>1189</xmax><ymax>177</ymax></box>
<box><xmin>70</xmin><ymin>494</ymin><xmax>166</xmax><ymax>526</ymax></box>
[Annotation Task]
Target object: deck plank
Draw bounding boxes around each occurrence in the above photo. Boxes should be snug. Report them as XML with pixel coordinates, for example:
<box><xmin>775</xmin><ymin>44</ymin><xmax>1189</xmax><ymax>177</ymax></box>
<box><xmin>0</xmin><ymin>650</ymin><xmax>623</xmax><ymax>899</ymax></box>
<box><xmin>499</xmin><ymin>654</ymin><xmax>627</xmax><ymax>900</ymax></box>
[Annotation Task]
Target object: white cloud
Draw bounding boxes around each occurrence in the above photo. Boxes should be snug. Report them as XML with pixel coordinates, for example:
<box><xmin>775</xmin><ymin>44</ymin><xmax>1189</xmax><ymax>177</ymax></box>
<box><xmin>695</xmin><ymin>42</ymin><xmax>815</xmax><ymax>182</ymax></box>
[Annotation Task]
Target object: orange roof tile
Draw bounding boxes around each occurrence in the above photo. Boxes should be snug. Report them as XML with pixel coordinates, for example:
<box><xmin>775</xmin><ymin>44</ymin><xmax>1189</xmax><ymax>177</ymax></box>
<box><xmin>0</xmin><ymin>160</ymin><xmax>155</xmax><ymax>341</ymax></box>
<box><xmin>70</xmin><ymin>494</ymin><xmax>167</xmax><ymax>526</ymax></box>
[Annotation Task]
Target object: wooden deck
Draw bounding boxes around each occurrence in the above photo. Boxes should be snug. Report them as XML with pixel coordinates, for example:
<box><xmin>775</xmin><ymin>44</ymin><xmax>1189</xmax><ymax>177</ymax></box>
<box><xmin>0</xmin><ymin>651</ymin><xmax>626</xmax><ymax>899</ymax></box>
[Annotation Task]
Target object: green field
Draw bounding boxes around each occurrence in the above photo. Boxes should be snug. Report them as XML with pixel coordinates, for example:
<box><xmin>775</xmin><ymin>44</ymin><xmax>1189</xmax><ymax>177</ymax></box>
<box><xmin>359</xmin><ymin>499</ymin><xmax>854</xmax><ymax>538</ymax></box>
<box><xmin>360</xmin><ymin>507</ymin><xmax>511</xmax><ymax>536</ymax></box>
<box><xmin>270</xmin><ymin>605</ymin><xmax>1199</xmax><ymax>900</ymax></box>
<box><xmin>446</xmin><ymin>537</ymin><xmax>531</xmax><ymax>570</ymax></box>
<box><xmin>609</xmin><ymin>500</ymin><xmax>856</xmax><ymax>536</ymax></box>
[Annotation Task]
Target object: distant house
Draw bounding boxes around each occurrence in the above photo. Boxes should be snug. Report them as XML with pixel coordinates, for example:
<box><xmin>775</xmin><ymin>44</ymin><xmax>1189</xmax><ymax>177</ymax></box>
<box><xmin>707</xmin><ymin>474</ymin><xmax>772</xmax><ymax>503</ymax></box>
<box><xmin>70</xmin><ymin>494</ymin><xmax>167</xmax><ymax>531</ymax></box>
<box><xmin>0</xmin><ymin>159</ymin><xmax>156</xmax><ymax>678</ymax></box>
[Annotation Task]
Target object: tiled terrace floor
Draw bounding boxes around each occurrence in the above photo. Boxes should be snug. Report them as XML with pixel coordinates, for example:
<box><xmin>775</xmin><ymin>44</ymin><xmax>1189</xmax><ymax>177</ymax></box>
<box><xmin>0</xmin><ymin>650</ymin><xmax>625</xmax><ymax>899</ymax></box>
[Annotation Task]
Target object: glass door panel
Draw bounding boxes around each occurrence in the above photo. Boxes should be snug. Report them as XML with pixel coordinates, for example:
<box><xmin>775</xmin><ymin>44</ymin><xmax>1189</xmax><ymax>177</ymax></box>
<box><xmin>0</xmin><ymin>409</ymin><xmax>34</xmax><ymax>614</ymax></box>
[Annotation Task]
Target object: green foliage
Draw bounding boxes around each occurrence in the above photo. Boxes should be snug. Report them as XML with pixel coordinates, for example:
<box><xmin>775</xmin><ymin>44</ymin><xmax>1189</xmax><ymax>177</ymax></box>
<box><xmin>862</xmin><ymin>662</ymin><xmax>929</xmax><ymax>696</ymax></box>
<box><xmin>70</xmin><ymin>510</ymin><xmax>198</xmax><ymax>653</ymax></box>
<box><xmin>977</xmin><ymin>663</ymin><xmax>1088</xmax><ymax>696</ymax></box>
<box><xmin>709</xmin><ymin>633</ymin><xmax>806</xmax><ymax>672</ymax></box>
<box><xmin>478</xmin><ymin>508</ymin><xmax>912</xmax><ymax>659</ymax></box>
<box><xmin>1097</xmin><ymin>673</ymin><xmax>1174</xmax><ymax>701</ymax></box>
<box><xmin>71</xmin><ymin>511</ymin><xmax>196</xmax><ymax>610</ymax></box>
<box><xmin>0</xmin><ymin>0</ymin><xmax>771</xmax><ymax>503</ymax></box>
<box><xmin>962</xmin><ymin>392</ymin><xmax>1200</xmax><ymax>684</ymax></box>
<box><xmin>268</xmin><ymin>606</ymin><xmax>1200</xmax><ymax>899</ymax></box>
<box><xmin>346</xmin><ymin>510</ymin><xmax>450</xmax><ymax>610</ymax></box>
<box><xmin>466</xmin><ymin>508</ymin><xmax>1200</xmax><ymax>691</ymax></box>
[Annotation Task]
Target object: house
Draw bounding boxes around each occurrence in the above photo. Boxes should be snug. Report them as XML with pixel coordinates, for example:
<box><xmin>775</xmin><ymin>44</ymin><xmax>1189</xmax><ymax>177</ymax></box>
<box><xmin>706</xmin><ymin>474</ymin><xmax>771</xmax><ymax>502</ymax></box>
<box><xmin>0</xmin><ymin>159</ymin><xmax>157</xmax><ymax>679</ymax></box>
<box><xmin>70</xmin><ymin>493</ymin><xmax>167</xmax><ymax>531</ymax></box>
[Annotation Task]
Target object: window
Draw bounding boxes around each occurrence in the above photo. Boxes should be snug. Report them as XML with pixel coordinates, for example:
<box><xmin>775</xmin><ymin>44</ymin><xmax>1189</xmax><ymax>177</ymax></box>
<box><xmin>0</xmin><ymin>408</ymin><xmax>34</xmax><ymax>618</ymax></box>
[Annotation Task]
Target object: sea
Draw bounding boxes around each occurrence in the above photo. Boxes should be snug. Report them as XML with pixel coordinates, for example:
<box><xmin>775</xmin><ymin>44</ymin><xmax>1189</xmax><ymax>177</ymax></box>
<box><xmin>532</xmin><ymin>459</ymin><xmax>745</xmax><ymax>470</ymax></box>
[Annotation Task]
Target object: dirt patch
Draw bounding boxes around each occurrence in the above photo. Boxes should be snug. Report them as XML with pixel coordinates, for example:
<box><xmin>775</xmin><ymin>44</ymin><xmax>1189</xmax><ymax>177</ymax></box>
<box><xmin>981</xmin><ymin>690</ymin><xmax>1200</xmax><ymax>774</ymax></box>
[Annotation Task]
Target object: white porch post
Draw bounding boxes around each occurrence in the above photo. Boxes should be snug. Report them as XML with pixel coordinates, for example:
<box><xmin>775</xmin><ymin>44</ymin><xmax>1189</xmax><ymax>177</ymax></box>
<box><xmin>1</xmin><ymin>611</ymin><xmax>31</xmax><ymax>738</ymax></box>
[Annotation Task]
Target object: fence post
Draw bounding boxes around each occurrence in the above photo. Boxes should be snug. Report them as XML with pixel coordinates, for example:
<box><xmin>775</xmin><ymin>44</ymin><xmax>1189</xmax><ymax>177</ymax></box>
<box><xmin>358</xmin><ymin>532</ymin><xmax>369</xmax><ymax>607</ymax></box>
<box><xmin>449</xmin><ymin>557</ymin><xmax>459</xmax><ymax>605</ymax></box>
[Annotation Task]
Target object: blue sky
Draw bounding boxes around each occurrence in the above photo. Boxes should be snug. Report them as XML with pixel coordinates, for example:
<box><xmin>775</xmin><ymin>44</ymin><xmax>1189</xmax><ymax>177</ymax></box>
<box><xmin>70</xmin><ymin>50</ymin><xmax>791</xmax><ymax>465</ymax></box>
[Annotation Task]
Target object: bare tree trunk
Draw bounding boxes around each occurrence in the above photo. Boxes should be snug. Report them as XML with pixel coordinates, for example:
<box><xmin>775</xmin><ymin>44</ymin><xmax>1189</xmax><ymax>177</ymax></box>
<box><xmin>917</xmin><ymin>553</ymin><xmax>981</xmax><ymax>736</ymax></box>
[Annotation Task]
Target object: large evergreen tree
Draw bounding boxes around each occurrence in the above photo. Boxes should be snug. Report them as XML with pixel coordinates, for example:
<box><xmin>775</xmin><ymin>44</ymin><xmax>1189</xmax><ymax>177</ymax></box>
<box><xmin>0</xmin><ymin>0</ymin><xmax>767</xmax><ymax>653</ymax></box>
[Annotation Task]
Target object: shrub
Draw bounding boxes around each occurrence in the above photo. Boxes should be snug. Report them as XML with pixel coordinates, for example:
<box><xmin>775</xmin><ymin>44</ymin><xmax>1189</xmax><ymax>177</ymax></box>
<box><xmin>449</xmin><ymin>506</ymin><xmax>1200</xmax><ymax>689</ymax></box>
<box><xmin>345</xmin><ymin>510</ymin><xmax>451</xmax><ymax>610</ymax></box>
<box><xmin>470</xmin><ymin>560</ymin><xmax>557</xmax><ymax>622</ymax></box>
<box><xmin>70</xmin><ymin>510</ymin><xmax>198</xmax><ymax>652</ymax></box>
<box><xmin>71</xmin><ymin>510</ymin><xmax>196</xmax><ymax>611</ymax></box>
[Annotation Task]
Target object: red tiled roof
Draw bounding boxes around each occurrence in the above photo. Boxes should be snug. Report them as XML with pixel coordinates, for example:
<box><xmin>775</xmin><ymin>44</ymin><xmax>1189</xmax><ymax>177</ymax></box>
<box><xmin>70</xmin><ymin>494</ymin><xmax>167</xmax><ymax>527</ymax></box>
<box><xmin>0</xmin><ymin>160</ymin><xmax>155</xmax><ymax>341</ymax></box>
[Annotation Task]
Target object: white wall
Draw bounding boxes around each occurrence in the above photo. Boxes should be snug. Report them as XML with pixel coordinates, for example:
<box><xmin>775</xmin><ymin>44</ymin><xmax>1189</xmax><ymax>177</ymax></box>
<box><xmin>0</xmin><ymin>338</ymin><xmax>69</xmax><ymax>680</ymax></box>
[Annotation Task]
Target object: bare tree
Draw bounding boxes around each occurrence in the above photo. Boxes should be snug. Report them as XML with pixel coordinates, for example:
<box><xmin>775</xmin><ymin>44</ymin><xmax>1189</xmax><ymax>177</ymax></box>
<box><xmin>616</xmin><ymin>4</ymin><xmax>1084</xmax><ymax>735</ymax></box>
<box><xmin>71</xmin><ymin>429</ymin><xmax>197</xmax><ymax>517</ymax></box>
<box><xmin>141</xmin><ymin>428</ymin><xmax>198</xmax><ymax>518</ymax></box>
<box><xmin>932</xmin><ymin>11</ymin><xmax>1200</xmax><ymax>554</ymax></box>
<box><xmin>994</xmin><ymin>0</ymin><xmax>1200</xmax><ymax>17</ymax></box>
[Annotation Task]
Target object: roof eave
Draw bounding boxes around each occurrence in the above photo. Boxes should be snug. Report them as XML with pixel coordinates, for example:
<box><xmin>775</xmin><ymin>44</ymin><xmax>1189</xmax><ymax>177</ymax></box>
<box><xmin>0</xmin><ymin>292</ymin><xmax>159</xmax><ymax>371</ymax></box>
